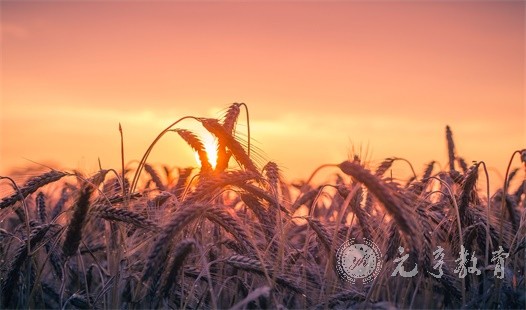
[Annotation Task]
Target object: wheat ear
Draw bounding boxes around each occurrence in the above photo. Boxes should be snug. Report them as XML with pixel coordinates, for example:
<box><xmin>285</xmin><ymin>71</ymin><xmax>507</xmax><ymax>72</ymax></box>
<box><xmin>36</xmin><ymin>192</ymin><xmax>47</xmax><ymax>224</ymax></box>
<box><xmin>62</xmin><ymin>184</ymin><xmax>94</xmax><ymax>258</ymax></box>
<box><xmin>143</xmin><ymin>203</ymin><xmax>208</xmax><ymax>281</ymax></box>
<box><xmin>0</xmin><ymin>170</ymin><xmax>67</xmax><ymax>210</ymax></box>
<box><xmin>144</xmin><ymin>164</ymin><xmax>166</xmax><ymax>190</ymax></box>
<box><xmin>216</xmin><ymin>103</ymin><xmax>242</xmax><ymax>172</ymax></box>
<box><xmin>458</xmin><ymin>164</ymin><xmax>478</xmax><ymax>219</ymax></box>
<box><xmin>205</xmin><ymin>206</ymin><xmax>255</xmax><ymax>252</ymax></box>
<box><xmin>446</xmin><ymin>125</ymin><xmax>456</xmax><ymax>172</ymax></box>
<box><xmin>2</xmin><ymin>223</ymin><xmax>58</xmax><ymax>307</ymax></box>
<box><xmin>338</xmin><ymin>161</ymin><xmax>416</xmax><ymax>237</ymax></box>
<box><xmin>306</xmin><ymin>217</ymin><xmax>333</xmax><ymax>252</ymax></box>
<box><xmin>90</xmin><ymin>204</ymin><xmax>161</xmax><ymax>232</ymax></box>
<box><xmin>174</xmin><ymin>129</ymin><xmax>213</xmax><ymax>173</ymax></box>
<box><xmin>201</xmin><ymin>118</ymin><xmax>259</xmax><ymax>174</ymax></box>
<box><xmin>158</xmin><ymin>238</ymin><xmax>196</xmax><ymax>297</ymax></box>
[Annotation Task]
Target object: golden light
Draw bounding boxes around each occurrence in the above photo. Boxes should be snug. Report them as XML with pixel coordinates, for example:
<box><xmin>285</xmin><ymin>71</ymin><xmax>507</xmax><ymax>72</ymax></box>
<box><xmin>194</xmin><ymin>132</ymin><xmax>219</xmax><ymax>169</ymax></box>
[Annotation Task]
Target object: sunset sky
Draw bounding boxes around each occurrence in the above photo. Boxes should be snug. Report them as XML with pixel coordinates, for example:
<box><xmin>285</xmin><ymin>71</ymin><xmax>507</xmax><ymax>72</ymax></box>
<box><xmin>1</xmin><ymin>1</ymin><xmax>524</xmax><ymax>185</ymax></box>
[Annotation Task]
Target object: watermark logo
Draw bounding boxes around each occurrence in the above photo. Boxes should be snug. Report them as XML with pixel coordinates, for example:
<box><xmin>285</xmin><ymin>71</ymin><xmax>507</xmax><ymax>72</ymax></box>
<box><xmin>336</xmin><ymin>239</ymin><xmax>510</xmax><ymax>281</ymax></box>
<box><xmin>336</xmin><ymin>238</ymin><xmax>382</xmax><ymax>283</ymax></box>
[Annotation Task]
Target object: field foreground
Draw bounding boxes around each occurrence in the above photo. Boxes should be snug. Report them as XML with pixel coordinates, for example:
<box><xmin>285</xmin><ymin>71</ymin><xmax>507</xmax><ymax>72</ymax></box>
<box><xmin>1</xmin><ymin>103</ymin><xmax>525</xmax><ymax>309</ymax></box>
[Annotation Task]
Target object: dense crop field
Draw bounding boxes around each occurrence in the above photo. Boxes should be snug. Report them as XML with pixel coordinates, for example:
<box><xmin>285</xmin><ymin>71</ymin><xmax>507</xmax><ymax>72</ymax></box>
<box><xmin>1</xmin><ymin>103</ymin><xmax>525</xmax><ymax>309</ymax></box>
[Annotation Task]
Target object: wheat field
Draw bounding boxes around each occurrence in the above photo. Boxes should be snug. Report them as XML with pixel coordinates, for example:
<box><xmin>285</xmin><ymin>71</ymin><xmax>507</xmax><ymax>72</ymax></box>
<box><xmin>1</xmin><ymin>103</ymin><xmax>525</xmax><ymax>309</ymax></box>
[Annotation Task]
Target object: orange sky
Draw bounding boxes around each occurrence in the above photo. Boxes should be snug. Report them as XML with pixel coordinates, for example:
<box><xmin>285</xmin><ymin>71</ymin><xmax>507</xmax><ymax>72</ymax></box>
<box><xmin>1</xmin><ymin>1</ymin><xmax>524</xmax><ymax>186</ymax></box>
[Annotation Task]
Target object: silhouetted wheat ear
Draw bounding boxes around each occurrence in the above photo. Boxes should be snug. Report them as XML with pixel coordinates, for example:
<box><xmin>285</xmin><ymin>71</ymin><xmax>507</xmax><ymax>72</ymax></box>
<box><xmin>174</xmin><ymin>167</ymin><xmax>194</xmax><ymax>198</ymax></box>
<box><xmin>422</xmin><ymin>161</ymin><xmax>435</xmax><ymax>180</ymax></box>
<box><xmin>215</xmin><ymin>138</ymin><xmax>230</xmax><ymax>173</ymax></box>
<box><xmin>240</xmin><ymin>193</ymin><xmax>275</xmax><ymax>238</ymax></box>
<box><xmin>415</xmin><ymin>205</ymin><xmax>434</xmax><ymax>274</ymax></box>
<box><xmin>337</xmin><ymin>161</ymin><xmax>416</xmax><ymax>237</ymax></box>
<box><xmin>36</xmin><ymin>192</ymin><xmax>47</xmax><ymax>224</ymax></box>
<box><xmin>375</xmin><ymin>157</ymin><xmax>395</xmax><ymax>176</ymax></box>
<box><xmin>230</xmin><ymin>286</ymin><xmax>271</xmax><ymax>310</ymax></box>
<box><xmin>239</xmin><ymin>183</ymin><xmax>289</xmax><ymax>215</ymax></box>
<box><xmin>494</xmin><ymin>190</ymin><xmax>519</xmax><ymax>232</ymax></box>
<box><xmin>175</xmin><ymin>129</ymin><xmax>213</xmax><ymax>173</ymax></box>
<box><xmin>86</xmin><ymin>169</ymin><xmax>109</xmax><ymax>188</ymax></box>
<box><xmin>205</xmin><ymin>206</ymin><xmax>254</xmax><ymax>252</ymax></box>
<box><xmin>307</xmin><ymin>217</ymin><xmax>333</xmax><ymax>252</ymax></box>
<box><xmin>143</xmin><ymin>203</ymin><xmax>208</xmax><ymax>282</ymax></box>
<box><xmin>50</xmin><ymin>187</ymin><xmax>70</xmax><ymax>220</ymax></box>
<box><xmin>263</xmin><ymin>161</ymin><xmax>279</xmax><ymax>191</ymax></box>
<box><xmin>147</xmin><ymin>191</ymin><xmax>173</xmax><ymax>212</ymax></box>
<box><xmin>438</xmin><ymin>267</ymin><xmax>462</xmax><ymax>305</ymax></box>
<box><xmin>0</xmin><ymin>170</ymin><xmax>67</xmax><ymax>210</ymax></box>
<box><xmin>222</xmin><ymin>103</ymin><xmax>241</xmax><ymax>134</ymax></box>
<box><xmin>215</xmin><ymin>103</ymin><xmax>241</xmax><ymax>173</ymax></box>
<box><xmin>457</xmin><ymin>157</ymin><xmax>469</xmax><ymax>173</ymax></box>
<box><xmin>226</xmin><ymin>254</ymin><xmax>273</xmax><ymax>275</ymax></box>
<box><xmin>159</xmin><ymin>238</ymin><xmax>196</xmax><ymax>297</ymax></box>
<box><xmin>62</xmin><ymin>184</ymin><xmax>94</xmax><ymax>258</ymax></box>
<box><xmin>185</xmin><ymin>170</ymin><xmax>259</xmax><ymax>203</ymax></box>
<box><xmin>144</xmin><ymin>163</ymin><xmax>166</xmax><ymax>190</ymax></box>
<box><xmin>291</xmin><ymin>186</ymin><xmax>321</xmax><ymax>212</ymax></box>
<box><xmin>458</xmin><ymin>164</ymin><xmax>478</xmax><ymax>218</ymax></box>
<box><xmin>315</xmin><ymin>289</ymin><xmax>366</xmax><ymax>309</ymax></box>
<box><xmin>338</xmin><ymin>185</ymin><xmax>372</xmax><ymax>240</ymax></box>
<box><xmin>90</xmin><ymin>204</ymin><xmax>161</xmax><ymax>232</ymax></box>
<box><xmin>446</xmin><ymin>125</ymin><xmax>456</xmax><ymax>172</ymax></box>
<box><xmin>227</xmin><ymin>255</ymin><xmax>304</xmax><ymax>297</ymax></box>
<box><xmin>201</xmin><ymin>118</ymin><xmax>259</xmax><ymax>173</ymax></box>
<box><xmin>2</xmin><ymin>223</ymin><xmax>58</xmax><ymax>307</ymax></box>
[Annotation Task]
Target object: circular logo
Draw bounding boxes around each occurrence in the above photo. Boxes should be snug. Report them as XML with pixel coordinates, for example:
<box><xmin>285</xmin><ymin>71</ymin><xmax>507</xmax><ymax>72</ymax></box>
<box><xmin>336</xmin><ymin>238</ymin><xmax>382</xmax><ymax>283</ymax></box>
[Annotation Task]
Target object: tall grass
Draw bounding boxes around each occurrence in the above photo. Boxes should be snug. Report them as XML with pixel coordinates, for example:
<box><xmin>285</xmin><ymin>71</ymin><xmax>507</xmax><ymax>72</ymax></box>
<box><xmin>0</xmin><ymin>104</ymin><xmax>525</xmax><ymax>309</ymax></box>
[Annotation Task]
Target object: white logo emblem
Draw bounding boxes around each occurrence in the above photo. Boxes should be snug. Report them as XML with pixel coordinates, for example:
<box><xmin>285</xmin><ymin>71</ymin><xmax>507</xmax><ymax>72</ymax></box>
<box><xmin>336</xmin><ymin>238</ymin><xmax>382</xmax><ymax>283</ymax></box>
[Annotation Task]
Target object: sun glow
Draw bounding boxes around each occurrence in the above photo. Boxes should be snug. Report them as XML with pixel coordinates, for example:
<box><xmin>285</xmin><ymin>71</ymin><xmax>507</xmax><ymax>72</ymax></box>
<box><xmin>194</xmin><ymin>132</ymin><xmax>219</xmax><ymax>169</ymax></box>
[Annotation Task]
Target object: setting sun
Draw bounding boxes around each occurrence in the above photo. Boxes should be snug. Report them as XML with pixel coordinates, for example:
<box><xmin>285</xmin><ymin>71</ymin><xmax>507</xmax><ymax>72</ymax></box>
<box><xmin>194</xmin><ymin>132</ymin><xmax>219</xmax><ymax>170</ymax></box>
